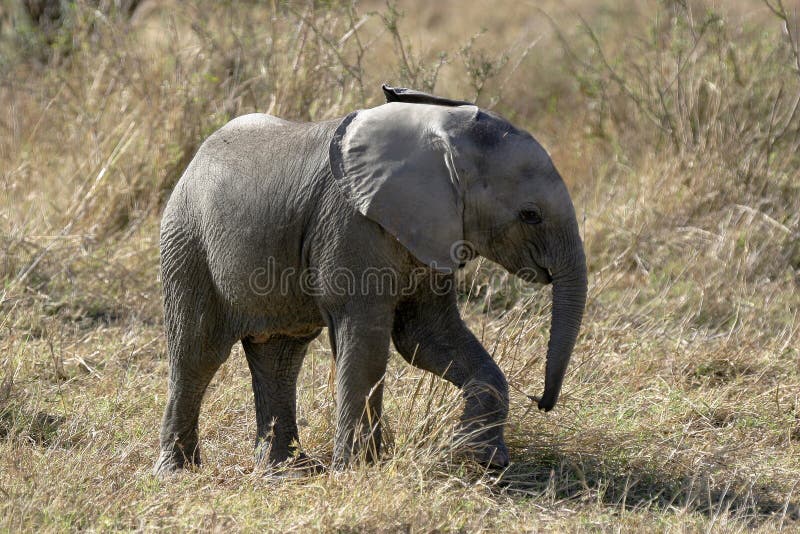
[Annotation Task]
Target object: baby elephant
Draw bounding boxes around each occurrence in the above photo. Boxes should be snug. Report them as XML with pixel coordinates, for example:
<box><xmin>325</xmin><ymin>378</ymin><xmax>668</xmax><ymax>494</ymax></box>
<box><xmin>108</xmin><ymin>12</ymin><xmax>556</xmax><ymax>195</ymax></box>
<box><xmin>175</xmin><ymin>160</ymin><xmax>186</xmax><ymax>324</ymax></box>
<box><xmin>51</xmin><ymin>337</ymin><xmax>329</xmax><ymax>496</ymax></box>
<box><xmin>154</xmin><ymin>85</ymin><xmax>587</xmax><ymax>475</ymax></box>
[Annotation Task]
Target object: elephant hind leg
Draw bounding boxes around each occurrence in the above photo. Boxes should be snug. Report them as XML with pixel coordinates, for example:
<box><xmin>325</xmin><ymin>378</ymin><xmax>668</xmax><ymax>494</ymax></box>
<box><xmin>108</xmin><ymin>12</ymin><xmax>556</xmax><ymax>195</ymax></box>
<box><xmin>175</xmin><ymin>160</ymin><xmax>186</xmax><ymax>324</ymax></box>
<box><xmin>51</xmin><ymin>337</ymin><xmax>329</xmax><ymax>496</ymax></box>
<box><xmin>154</xmin><ymin>351</ymin><xmax>227</xmax><ymax>475</ymax></box>
<box><xmin>154</xmin><ymin>249</ymin><xmax>235</xmax><ymax>476</ymax></box>
<box><xmin>242</xmin><ymin>330</ymin><xmax>320</xmax><ymax>466</ymax></box>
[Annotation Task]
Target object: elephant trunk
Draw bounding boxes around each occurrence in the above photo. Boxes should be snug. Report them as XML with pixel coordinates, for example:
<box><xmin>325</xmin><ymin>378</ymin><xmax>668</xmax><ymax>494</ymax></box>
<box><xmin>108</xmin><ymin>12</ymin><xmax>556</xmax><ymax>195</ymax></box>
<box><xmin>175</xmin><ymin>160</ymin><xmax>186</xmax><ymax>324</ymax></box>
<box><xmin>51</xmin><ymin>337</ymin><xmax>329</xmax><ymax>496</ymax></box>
<box><xmin>537</xmin><ymin>245</ymin><xmax>587</xmax><ymax>412</ymax></box>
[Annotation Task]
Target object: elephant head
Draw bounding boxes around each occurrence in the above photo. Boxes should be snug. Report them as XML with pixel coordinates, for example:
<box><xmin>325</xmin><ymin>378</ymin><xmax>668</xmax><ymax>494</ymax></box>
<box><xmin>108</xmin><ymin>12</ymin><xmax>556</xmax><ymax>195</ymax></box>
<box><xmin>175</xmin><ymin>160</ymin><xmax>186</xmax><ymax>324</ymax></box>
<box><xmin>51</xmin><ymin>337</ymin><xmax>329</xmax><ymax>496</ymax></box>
<box><xmin>330</xmin><ymin>85</ymin><xmax>587</xmax><ymax>412</ymax></box>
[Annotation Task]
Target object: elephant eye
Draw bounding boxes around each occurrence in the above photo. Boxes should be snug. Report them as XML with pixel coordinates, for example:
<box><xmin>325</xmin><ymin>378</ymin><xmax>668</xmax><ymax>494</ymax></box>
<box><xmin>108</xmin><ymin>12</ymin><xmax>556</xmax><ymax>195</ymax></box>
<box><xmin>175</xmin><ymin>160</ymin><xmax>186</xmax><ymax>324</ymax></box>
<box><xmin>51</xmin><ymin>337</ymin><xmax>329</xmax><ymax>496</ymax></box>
<box><xmin>519</xmin><ymin>209</ymin><xmax>543</xmax><ymax>225</ymax></box>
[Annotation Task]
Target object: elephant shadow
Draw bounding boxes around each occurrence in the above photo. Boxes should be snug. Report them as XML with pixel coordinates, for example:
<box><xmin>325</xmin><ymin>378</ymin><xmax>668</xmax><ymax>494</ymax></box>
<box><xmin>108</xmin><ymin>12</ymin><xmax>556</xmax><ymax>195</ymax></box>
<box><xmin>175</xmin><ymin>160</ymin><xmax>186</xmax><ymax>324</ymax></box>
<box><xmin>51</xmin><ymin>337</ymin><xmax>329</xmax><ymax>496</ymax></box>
<box><xmin>492</xmin><ymin>446</ymin><xmax>799</xmax><ymax>527</ymax></box>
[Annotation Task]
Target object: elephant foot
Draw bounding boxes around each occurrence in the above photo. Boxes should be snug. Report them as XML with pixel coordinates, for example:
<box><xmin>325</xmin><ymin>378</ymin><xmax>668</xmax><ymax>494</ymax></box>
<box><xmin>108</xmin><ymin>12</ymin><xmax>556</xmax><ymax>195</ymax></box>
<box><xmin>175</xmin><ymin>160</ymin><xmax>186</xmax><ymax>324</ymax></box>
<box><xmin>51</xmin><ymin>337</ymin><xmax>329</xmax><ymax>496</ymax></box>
<box><xmin>453</xmin><ymin>427</ymin><xmax>510</xmax><ymax>469</ymax></box>
<box><xmin>477</xmin><ymin>442</ymin><xmax>510</xmax><ymax>469</ymax></box>
<box><xmin>153</xmin><ymin>448</ymin><xmax>200</xmax><ymax>477</ymax></box>
<box><xmin>455</xmin><ymin>440</ymin><xmax>509</xmax><ymax>469</ymax></box>
<box><xmin>263</xmin><ymin>453</ymin><xmax>326</xmax><ymax>479</ymax></box>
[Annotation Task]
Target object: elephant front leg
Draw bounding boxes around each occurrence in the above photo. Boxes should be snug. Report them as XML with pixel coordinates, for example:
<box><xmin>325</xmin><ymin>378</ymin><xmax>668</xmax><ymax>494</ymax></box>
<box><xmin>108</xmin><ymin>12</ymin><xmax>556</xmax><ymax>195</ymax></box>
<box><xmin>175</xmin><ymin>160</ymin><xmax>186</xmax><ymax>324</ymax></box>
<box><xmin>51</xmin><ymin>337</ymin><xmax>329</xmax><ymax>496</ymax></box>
<box><xmin>392</xmin><ymin>291</ymin><xmax>510</xmax><ymax>468</ymax></box>
<box><xmin>328</xmin><ymin>312</ymin><xmax>392</xmax><ymax>467</ymax></box>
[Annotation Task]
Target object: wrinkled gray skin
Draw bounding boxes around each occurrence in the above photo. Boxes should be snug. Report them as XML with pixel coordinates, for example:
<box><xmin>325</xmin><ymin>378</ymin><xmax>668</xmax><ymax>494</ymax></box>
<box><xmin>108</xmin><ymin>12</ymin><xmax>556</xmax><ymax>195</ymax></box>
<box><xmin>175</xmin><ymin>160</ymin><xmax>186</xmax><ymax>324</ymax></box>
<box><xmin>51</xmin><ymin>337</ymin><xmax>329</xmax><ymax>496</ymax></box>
<box><xmin>154</xmin><ymin>85</ymin><xmax>587</xmax><ymax>475</ymax></box>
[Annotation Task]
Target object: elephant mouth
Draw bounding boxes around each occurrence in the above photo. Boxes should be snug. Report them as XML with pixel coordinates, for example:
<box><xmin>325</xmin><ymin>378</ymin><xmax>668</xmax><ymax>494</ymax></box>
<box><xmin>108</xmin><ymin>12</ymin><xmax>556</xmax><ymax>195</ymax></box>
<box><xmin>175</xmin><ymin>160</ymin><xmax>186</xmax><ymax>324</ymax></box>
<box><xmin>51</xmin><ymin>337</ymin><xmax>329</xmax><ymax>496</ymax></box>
<box><xmin>518</xmin><ymin>263</ymin><xmax>552</xmax><ymax>285</ymax></box>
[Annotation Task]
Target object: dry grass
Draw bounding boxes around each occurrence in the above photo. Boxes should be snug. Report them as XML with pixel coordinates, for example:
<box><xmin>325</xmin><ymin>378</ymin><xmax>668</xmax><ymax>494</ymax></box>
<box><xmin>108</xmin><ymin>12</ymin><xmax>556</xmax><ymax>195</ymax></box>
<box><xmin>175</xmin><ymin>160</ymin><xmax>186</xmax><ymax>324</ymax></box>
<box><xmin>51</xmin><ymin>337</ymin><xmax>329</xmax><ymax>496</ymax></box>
<box><xmin>1</xmin><ymin>0</ymin><xmax>799</xmax><ymax>531</ymax></box>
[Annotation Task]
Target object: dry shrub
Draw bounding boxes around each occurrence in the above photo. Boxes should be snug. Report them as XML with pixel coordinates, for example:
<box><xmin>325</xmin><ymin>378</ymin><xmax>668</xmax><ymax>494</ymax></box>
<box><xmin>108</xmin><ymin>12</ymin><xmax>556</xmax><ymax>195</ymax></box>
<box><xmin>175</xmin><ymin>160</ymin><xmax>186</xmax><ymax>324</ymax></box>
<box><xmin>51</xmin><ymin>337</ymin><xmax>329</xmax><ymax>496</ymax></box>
<box><xmin>562</xmin><ymin>1</ymin><xmax>800</xmax><ymax>212</ymax></box>
<box><xmin>1</xmin><ymin>1</ymin><xmax>530</xmax><ymax>249</ymax></box>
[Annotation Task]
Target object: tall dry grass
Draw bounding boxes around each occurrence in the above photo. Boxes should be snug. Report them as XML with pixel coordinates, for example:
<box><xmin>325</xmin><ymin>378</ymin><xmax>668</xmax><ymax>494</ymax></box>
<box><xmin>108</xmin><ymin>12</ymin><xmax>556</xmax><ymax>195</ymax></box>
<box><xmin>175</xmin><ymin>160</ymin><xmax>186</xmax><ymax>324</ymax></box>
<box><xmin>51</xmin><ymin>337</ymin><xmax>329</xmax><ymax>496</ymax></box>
<box><xmin>1</xmin><ymin>0</ymin><xmax>798</xmax><ymax>531</ymax></box>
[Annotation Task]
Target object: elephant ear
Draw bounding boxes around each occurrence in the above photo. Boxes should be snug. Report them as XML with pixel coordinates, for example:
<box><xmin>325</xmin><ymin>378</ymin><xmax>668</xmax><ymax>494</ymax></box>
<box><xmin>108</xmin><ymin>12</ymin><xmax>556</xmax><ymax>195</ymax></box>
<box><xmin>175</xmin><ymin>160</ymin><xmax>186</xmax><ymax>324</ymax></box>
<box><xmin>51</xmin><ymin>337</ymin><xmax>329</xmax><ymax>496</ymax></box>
<box><xmin>330</xmin><ymin>102</ymin><xmax>474</xmax><ymax>271</ymax></box>
<box><xmin>382</xmin><ymin>84</ymin><xmax>474</xmax><ymax>107</ymax></box>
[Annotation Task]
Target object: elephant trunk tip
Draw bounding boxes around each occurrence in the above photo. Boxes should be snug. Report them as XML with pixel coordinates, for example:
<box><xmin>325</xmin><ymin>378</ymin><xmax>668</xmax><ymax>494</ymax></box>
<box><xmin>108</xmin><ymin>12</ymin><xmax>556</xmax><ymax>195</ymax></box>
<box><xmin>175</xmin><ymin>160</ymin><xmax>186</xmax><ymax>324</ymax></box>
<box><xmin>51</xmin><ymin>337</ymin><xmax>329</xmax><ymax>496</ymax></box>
<box><xmin>527</xmin><ymin>393</ymin><xmax>556</xmax><ymax>412</ymax></box>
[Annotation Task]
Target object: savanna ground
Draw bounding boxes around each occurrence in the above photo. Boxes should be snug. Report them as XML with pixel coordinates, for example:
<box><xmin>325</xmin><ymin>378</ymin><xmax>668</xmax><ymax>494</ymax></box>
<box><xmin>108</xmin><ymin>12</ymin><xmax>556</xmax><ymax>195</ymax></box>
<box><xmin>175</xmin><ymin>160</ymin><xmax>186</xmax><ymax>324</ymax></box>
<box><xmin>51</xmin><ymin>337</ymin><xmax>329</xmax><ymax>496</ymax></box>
<box><xmin>1</xmin><ymin>0</ymin><xmax>799</xmax><ymax>531</ymax></box>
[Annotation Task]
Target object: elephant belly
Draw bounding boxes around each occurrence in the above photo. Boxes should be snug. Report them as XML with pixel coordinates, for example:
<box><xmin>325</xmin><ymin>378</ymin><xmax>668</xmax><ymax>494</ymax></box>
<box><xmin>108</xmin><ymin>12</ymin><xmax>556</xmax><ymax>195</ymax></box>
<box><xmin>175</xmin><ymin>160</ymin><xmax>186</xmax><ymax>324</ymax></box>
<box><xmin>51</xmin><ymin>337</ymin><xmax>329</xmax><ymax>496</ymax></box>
<box><xmin>221</xmin><ymin>269</ymin><xmax>324</xmax><ymax>339</ymax></box>
<box><xmin>245</xmin><ymin>322</ymin><xmax>322</xmax><ymax>343</ymax></box>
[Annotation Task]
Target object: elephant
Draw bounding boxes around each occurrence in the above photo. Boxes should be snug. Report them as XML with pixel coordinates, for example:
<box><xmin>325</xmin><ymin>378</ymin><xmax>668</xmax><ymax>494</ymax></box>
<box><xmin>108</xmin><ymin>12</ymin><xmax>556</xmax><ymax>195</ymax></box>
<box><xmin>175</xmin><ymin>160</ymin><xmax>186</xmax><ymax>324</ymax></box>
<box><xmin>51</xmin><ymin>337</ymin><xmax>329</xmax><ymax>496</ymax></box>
<box><xmin>153</xmin><ymin>84</ymin><xmax>587</xmax><ymax>475</ymax></box>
